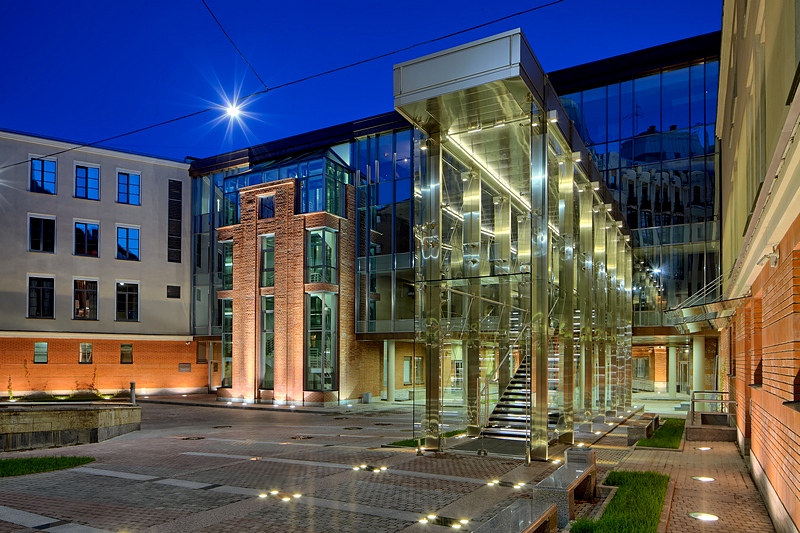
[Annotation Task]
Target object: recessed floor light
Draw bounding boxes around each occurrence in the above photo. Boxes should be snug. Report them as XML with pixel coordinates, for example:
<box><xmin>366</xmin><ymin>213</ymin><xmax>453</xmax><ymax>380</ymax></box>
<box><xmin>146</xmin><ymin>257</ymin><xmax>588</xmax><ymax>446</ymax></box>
<box><xmin>696</xmin><ymin>446</ymin><xmax>712</xmax><ymax>451</ymax></box>
<box><xmin>692</xmin><ymin>476</ymin><xmax>715</xmax><ymax>482</ymax></box>
<box><xmin>689</xmin><ymin>512</ymin><xmax>719</xmax><ymax>521</ymax></box>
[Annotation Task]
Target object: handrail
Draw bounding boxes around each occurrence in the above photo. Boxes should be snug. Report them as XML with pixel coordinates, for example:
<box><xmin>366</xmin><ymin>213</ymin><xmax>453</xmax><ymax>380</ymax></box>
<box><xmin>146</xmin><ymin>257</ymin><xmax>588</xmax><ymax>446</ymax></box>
<box><xmin>689</xmin><ymin>389</ymin><xmax>736</xmax><ymax>427</ymax></box>
<box><xmin>668</xmin><ymin>267</ymin><xmax>733</xmax><ymax>312</ymax></box>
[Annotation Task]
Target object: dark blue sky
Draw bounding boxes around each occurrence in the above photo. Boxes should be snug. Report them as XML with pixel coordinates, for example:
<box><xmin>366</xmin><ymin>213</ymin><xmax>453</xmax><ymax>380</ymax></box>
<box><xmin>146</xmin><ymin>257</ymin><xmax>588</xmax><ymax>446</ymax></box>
<box><xmin>0</xmin><ymin>0</ymin><xmax>722</xmax><ymax>162</ymax></box>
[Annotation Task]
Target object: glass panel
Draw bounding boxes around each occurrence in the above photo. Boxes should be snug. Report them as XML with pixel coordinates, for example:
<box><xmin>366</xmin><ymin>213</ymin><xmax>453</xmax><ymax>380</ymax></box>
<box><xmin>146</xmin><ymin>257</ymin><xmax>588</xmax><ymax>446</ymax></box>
<box><xmin>634</xmin><ymin>72</ymin><xmax>661</xmax><ymax>134</ymax></box>
<box><xmin>33</xmin><ymin>342</ymin><xmax>48</xmax><ymax>363</ymax></box>
<box><xmin>221</xmin><ymin>299</ymin><xmax>233</xmax><ymax>387</ymax></box>
<box><xmin>582</xmin><ymin>86</ymin><xmax>607</xmax><ymax>144</ymax></box>
<box><xmin>260</xmin><ymin>296</ymin><xmax>274</xmax><ymax>389</ymax></box>
<box><xmin>261</xmin><ymin>235</ymin><xmax>275</xmax><ymax>287</ymax></box>
<box><xmin>662</xmin><ymin>67</ymin><xmax>689</xmax><ymax>131</ymax></box>
<box><xmin>608</xmin><ymin>83</ymin><xmax>620</xmax><ymax>142</ymax></box>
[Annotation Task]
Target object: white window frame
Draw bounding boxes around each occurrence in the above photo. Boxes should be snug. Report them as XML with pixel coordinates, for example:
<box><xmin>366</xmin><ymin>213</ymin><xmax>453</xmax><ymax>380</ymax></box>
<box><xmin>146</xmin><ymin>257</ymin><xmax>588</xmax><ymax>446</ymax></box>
<box><xmin>74</xmin><ymin>218</ymin><xmax>101</xmax><ymax>258</ymax></box>
<box><xmin>73</xmin><ymin>161</ymin><xmax>101</xmax><ymax>201</ymax></box>
<box><xmin>27</xmin><ymin>273</ymin><xmax>56</xmax><ymax>319</ymax></box>
<box><xmin>115</xmin><ymin>279</ymin><xmax>140</xmax><ymax>322</ymax></box>
<box><xmin>116</xmin><ymin>168</ymin><xmax>142</xmax><ymax>206</ymax></box>
<box><xmin>115</xmin><ymin>223</ymin><xmax>141</xmax><ymax>261</ymax></box>
<box><xmin>28</xmin><ymin>154</ymin><xmax>57</xmax><ymax>194</ymax></box>
<box><xmin>27</xmin><ymin>213</ymin><xmax>57</xmax><ymax>253</ymax></box>
<box><xmin>73</xmin><ymin>276</ymin><xmax>100</xmax><ymax>320</ymax></box>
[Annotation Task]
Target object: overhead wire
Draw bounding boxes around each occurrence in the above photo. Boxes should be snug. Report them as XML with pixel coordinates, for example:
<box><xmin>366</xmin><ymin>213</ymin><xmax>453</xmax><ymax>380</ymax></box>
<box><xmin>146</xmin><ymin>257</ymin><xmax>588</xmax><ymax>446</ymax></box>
<box><xmin>201</xmin><ymin>0</ymin><xmax>269</xmax><ymax>90</ymax></box>
<box><xmin>0</xmin><ymin>0</ymin><xmax>564</xmax><ymax>171</ymax></box>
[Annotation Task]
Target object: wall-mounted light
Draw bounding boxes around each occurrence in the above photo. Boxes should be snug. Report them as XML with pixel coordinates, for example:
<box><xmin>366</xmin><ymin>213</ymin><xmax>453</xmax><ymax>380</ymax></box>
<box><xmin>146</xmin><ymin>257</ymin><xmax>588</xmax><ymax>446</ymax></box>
<box><xmin>547</xmin><ymin>110</ymin><xmax>558</xmax><ymax>123</ymax></box>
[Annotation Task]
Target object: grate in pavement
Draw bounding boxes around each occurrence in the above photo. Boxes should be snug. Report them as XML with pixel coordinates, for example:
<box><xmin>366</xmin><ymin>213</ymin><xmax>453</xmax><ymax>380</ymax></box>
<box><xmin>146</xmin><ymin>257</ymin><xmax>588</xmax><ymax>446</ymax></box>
<box><xmin>343</xmin><ymin>427</ymin><xmax>363</xmax><ymax>430</ymax></box>
<box><xmin>291</xmin><ymin>435</ymin><xmax>312</xmax><ymax>440</ymax></box>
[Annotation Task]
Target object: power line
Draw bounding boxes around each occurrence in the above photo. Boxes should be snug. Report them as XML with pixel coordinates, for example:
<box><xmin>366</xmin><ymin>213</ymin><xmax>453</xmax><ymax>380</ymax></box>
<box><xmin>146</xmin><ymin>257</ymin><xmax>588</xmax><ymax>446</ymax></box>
<box><xmin>201</xmin><ymin>0</ymin><xmax>270</xmax><ymax>90</ymax></box>
<box><xmin>0</xmin><ymin>0</ymin><xmax>564</xmax><ymax>171</ymax></box>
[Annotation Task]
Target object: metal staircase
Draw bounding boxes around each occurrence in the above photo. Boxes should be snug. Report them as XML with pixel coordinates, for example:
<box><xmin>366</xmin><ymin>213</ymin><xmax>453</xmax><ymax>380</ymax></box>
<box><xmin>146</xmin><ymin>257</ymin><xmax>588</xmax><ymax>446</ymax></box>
<box><xmin>480</xmin><ymin>357</ymin><xmax>532</xmax><ymax>440</ymax></box>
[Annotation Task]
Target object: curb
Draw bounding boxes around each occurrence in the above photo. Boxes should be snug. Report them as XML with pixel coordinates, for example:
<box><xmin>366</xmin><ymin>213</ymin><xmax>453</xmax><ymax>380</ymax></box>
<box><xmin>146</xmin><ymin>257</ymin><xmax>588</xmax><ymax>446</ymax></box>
<box><xmin>658</xmin><ymin>477</ymin><xmax>677</xmax><ymax>533</ymax></box>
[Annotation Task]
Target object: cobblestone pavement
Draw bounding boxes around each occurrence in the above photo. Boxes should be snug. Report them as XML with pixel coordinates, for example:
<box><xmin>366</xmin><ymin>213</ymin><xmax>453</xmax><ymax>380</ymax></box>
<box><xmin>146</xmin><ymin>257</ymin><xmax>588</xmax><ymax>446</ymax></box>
<box><xmin>0</xmin><ymin>399</ymin><xmax>777</xmax><ymax>532</ymax></box>
<box><xmin>618</xmin><ymin>440</ymin><xmax>776</xmax><ymax>533</ymax></box>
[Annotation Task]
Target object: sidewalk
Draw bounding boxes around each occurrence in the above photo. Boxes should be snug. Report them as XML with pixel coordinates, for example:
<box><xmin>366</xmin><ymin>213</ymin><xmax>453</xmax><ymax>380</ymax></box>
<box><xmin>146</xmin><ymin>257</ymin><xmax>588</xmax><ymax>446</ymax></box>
<box><xmin>0</xmin><ymin>397</ymin><xmax>776</xmax><ymax>532</ymax></box>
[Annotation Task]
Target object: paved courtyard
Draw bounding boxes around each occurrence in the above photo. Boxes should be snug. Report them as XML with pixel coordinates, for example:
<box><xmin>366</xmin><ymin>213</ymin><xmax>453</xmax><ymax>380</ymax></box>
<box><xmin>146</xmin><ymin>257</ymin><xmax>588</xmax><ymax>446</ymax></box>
<box><xmin>0</xmin><ymin>399</ymin><xmax>777</xmax><ymax>532</ymax></box>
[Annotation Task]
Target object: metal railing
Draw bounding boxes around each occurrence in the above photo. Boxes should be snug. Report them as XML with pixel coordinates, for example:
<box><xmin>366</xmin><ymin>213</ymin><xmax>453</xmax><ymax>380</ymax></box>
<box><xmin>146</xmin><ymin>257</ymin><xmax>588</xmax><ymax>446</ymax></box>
<box><xmin>689</xmin><ymin>390</ymin><xmax>736</xmax><ymax>427</ymax></box>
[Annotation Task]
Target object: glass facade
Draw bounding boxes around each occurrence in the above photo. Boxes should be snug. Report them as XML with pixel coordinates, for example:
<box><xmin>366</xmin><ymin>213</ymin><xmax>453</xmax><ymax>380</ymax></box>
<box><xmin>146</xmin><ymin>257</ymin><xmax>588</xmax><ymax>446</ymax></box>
<box><xmin>353</xmin><ymin>129</ymin><xmax>416</xmax><ymax>333</ymax></box>
<box><xmin>394</xmin><ymin>30</ymin><xmax>633</xmax><ymax>459</ymax></box>
<box><xmin>220</xmin><ymin>150</ymin><xmax>351</xmax><ymax>227</ymax></box>
<box><xmin>560</xmin><ymin>59</ymin><xmax>720</xmax><ymax>326</ymax></box>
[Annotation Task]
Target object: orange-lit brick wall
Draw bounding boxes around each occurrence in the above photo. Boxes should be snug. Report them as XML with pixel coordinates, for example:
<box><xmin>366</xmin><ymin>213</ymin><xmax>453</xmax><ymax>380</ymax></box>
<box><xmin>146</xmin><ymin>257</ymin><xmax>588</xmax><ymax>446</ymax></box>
<box><xmin>722</xmin><ymin>212</ymin><xmax>800</xmax><ymax>532</ymax></box>
<box><xmin>1</xmin><ymin>337</ymin><xmax>205</xmax><ymax>396</ymax></box>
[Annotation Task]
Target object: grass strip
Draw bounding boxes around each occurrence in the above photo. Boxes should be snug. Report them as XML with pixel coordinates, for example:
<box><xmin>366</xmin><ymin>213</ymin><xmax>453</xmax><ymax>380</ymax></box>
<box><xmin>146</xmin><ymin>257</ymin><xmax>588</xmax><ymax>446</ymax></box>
<box><xmin>389</xmin><ymin>428</ymin><xmax>465</xmax><ymax>447</ymax></box>
<box><xmin>0</xmin><ymin>456</ymin><xmax>95</xmax><ymax>477</ymax></box>
<box><xmin>636</xmin><ymin>417</ymin><xmax>685</xmax><ymax>449</ymax></box>
<box><xmin>571</xmin><ymin>470</ymin><xmax>669</xmax><ymax>533</ymax></box>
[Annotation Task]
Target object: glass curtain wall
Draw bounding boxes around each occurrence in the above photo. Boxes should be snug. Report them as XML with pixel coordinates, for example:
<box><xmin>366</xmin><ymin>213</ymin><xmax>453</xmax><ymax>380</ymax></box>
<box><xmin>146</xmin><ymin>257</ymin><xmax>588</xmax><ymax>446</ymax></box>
<box><xmin>354</xmin><ymin>130</ymin><xmax>415</xmax><ymax>333</ymax></box>
<box><xmin>403</xmin><ymin>77</ymin><xmax>631</xmax><ymax>461</ymax></box>
<box><xmin>561</xmin><ymin>60</ymin><xmax>719</xmax><ymax>325</ymax></box>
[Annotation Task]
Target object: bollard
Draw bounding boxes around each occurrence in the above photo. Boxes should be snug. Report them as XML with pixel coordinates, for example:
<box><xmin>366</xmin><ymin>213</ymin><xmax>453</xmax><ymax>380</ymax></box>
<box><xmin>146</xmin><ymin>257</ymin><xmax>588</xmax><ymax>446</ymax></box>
<box><xmin>130</xmin><ymin>381</ymin><xmax>136</xmax><ymax>405</ymax></box>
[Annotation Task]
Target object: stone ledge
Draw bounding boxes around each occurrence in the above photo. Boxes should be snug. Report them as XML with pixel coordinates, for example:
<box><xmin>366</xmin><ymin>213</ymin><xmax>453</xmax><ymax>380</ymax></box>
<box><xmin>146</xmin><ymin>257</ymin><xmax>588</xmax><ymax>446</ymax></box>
<box><xmin>0</xmin><ymin>404</ymin><xmax>140</xmax><ymax>451</ymax></box>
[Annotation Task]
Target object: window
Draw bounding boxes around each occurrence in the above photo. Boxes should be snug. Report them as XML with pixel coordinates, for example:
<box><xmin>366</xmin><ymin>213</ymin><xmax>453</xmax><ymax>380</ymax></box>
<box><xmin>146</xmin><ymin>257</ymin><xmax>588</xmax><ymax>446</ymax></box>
<box><xmin>260</xmin><ymin>235</ymin><xmax>274</xmax><ymax>287</ymax></box>
<box><xmin>75</xmin><ymin>222</ymin><xmax>99</xmax><ymax>257</ymax></box>
<box><xmin>116</xmin><ymin>226</ymin><xmax>139</xmax><ymax>260</ymax></box>
<box><xmin>116</xmin><ymin>282</ymin><xmax>139</xmax><ymax>321</ymax></box>
<box><xmin>633</xmin><ymin>357</ymin><xmax>650</xmax><ymax>379</ymax></box>
<box><xmin>28</xmin><ymin>277</ymin><xmax>54</xmax><ymax>318</ymax></box>
<box><xmin>222</xmin><ymin>241</ymin><xmax>233</xmax><ymax>289</ymax></box>
<box><xmin>75</xmin><ymin>165</ymin><xmax>99</xmax><ymax>200</ymax></box>
<box><xmin>259</xmin><ymin>195</ymin><xmax>275</xmax><ymax>219</ymax></box>
<box><xmin>79</xmin><ymin>343</ymin><xmax>93</xmax><ymax>364</ymax></box>
<box><xmin>167</xmin><ymin>179</ymin><xmax>182</xmax><ymax>263</ymax></box>
<box><xmin>403</xmin><ymin>356</ymin><xmax>424</xmax><ymax>385</ymax></box>
<box><xmin>260</xmin><ymin>296</ymin><xmax>274</xmax><ymax>389</ymax></box>
<box><xmin>30</xmin><ymin>158</ymin><xmax>56</xmax><ymax>194</ymax></box>
<box><xmin>33</xmin><ymin>342</ymin><xmax>48</xmax><ymax>364</ymax></box>
<box><xmin>29</xmin><ymin>216</ymin><xmax>55</xmax><ymax>253</ymax></box>
<box><xmin>306</xmin><ymin>292</ymin><xmax>336</xmax><ymax>391</ymax></box>
<box><xmin>74</xmin><ymin>280</ymin><xmax>98</xmax><ymax>320</ymax></box>
<box><xmin>120</xmin><ymin>344</ymin><xmax>133</xmax><ymax>364</ymax></box>
<box><xmin>117</xmin><ymin>171</ymin><xmax>140</xmax><ymax>205</ymax></box>
<box><xmin>306</xmin><ymin>228</ymin><xmax>337</xmax><ymax>283</ymax></box>
<box><xmin>166</xmin><ymin>285</ymin><xmax>181</xmax><ymax>298</ymax></box>
<box><xmin>221</xmin><ymin>299</ymin><xmax>233</xmax><ymax>387</ymax></box>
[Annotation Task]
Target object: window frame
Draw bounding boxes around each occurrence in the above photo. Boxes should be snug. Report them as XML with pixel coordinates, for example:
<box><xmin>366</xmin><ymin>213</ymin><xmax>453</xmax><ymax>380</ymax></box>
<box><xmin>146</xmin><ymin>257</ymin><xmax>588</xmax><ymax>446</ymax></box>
<box><xmin>116</xmin><ymin>224</ymin><xmax>140</xmax><ymax>261</ymax></box>
<box><xmin>115</xmin><ymin>280</ymin><xmax>139</xmax><ymax>322</ymax></box>
<box><xmin>29</xmin><ymin>156</ymin><xmax>57</xmax><ymax>194</ymax></box>
<box><xmin>27</xmin><ymin>275</ymin><xmax>55</xmax><ymax>319</ymax></box>
<box><xmin>33</xmin><ymin>342</ymin><xmax>48</xmax><ymax>364</ymax></box>
<box><xmin>79</xmin><ymin>342</ymin><xmax>93</xmax><ymax>364</ymax></box>
<box><xmin>260</xmin><ymin>234</ymin><xmax>275</xmax><ymax>287</ymax></box>
<box><xmin>305</xmin><ymin>292</ymin><xmax>337</xmax><ymax>391</ymax></box>
<box><xmin>73</xmin><ymin>278</ymin><xmax>98</xmax><ymax>320</ymax></box>
<box><xmin>258</xmin><ymin>195</ymin><xmax>275</xmax><ymax>219</ymax></box>
<box><xmin>120</xmin><ymin>344</ymin><xmax>133</xmax><ymax>364</ymax></box>
<box><xmin>74</xmin><ymin>219</ymin><xmax>100</xmax><ymax>257</ymax></box>
<box><xmin>116</xmin><ymin>169</ymin><xmax>141</xmax><ymax>206</ymax></box>
<box><xmin>28</xmin><ymin>214</ymin><xmax>56</xmax><ymax>253</ymax></box>
<box><xmin>306</xmin><ymin>227</ymin><xmax>338</xmax><ymax>283</ymax></box>
<box><xmin>74</xmin><ymin>162</ymin><xmax>100</xmax><ymax>201</ymax></box>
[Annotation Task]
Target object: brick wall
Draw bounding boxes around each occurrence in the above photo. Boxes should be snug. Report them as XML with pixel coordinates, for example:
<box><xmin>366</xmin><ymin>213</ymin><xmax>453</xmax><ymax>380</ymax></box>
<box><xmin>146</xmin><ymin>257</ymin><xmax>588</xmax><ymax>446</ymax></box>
<box><xmin>725</xmin><ymin>210</ymin><xmax>800</xmax><ymax>533</ymax></box>
<box><xmin>220</xmin><ymin>180</ymin><xmax>381</xmax><ymax>405</ymax></box>
<box><xmin>0</xmin><ymin>337</ymin><xmax>204</xmax><ymax>396</ymax></box>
